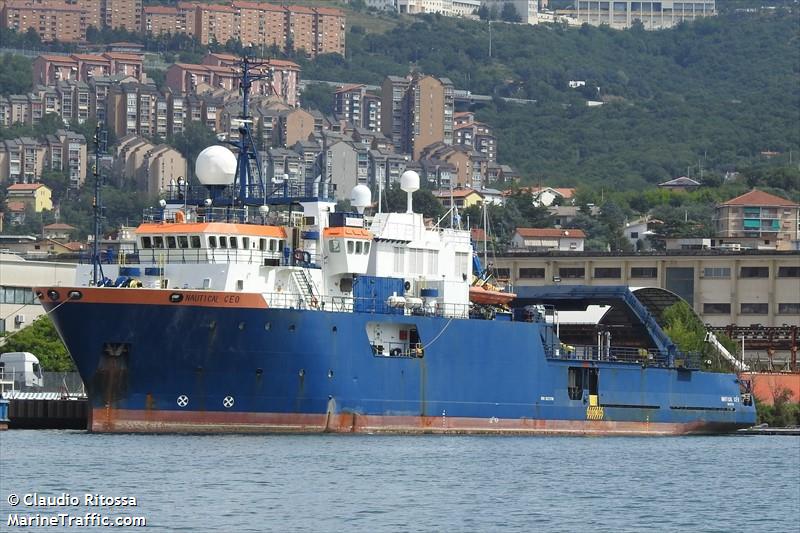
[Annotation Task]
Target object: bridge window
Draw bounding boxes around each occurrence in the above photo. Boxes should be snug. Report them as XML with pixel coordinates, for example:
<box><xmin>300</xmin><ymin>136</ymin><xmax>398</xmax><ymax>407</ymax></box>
<box><xmin>243</xmin><ymin>237</ymin><xmax>250</xmax><ymax>249</ymax></box>
<box><xmin>153</xmin><ymin>236</ymin><xmax>164</xmax><ymax>248</ymax></box>
<box><xmin>178</xmin><ymin>236</ymin><xmax>189</xmax><ymax>249</ymax></box>
<box><xmin>166</xmin><ymin>236</ymin><xmax>177</xmax><ymax>249</ymax></box>
<box><xmin>259</xmin><ymin>238</ymin><xmax>266</xmax><ymax>251</ymax></box>
<box><xmin>190</xmin><ymin>236</ymin><xmax>201</xmax><ymax>248</ymax></box>
<box><xmin>356</xmin><ymin>241</ymin><xmax>363</xmax><ymax>254</ymax></box>
<box><xmin>364</xmin><ymin>242</ymin><xmax>370</xmax><ymax>254</ymax></box>
<box><xmin>329</xmin><ymin>240</ymin><xmax>341</xmax><ymax>253</ymax></box>
<box><xmin>230</xmin><ymin>237</ymin><xmax>238</xmax><ymax>249</ymax></box>
<box><xmin>209</xmin><ymin>236</ymin><xmax>217</xmax><ymax>249</ymax></box>
<box><xmin>141</xmin><ymin>236</ymin><xmax>152</xmax><ymax>249</ymax></box>
<box><xmin>219</xmin><ymin>236</ymin><xmax>228</xmax><ymax>249</ymax></box>
<box><xmin>347</xmin><ymin>240</ymin><xmax>354</xmax><ymax>254</ymax></box>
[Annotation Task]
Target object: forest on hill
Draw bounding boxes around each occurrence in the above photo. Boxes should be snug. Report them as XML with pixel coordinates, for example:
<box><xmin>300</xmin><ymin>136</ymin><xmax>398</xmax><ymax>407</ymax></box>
<box><xmin>299</xmin><ymin>8</ymin><xmax>799</xmax><ymax>194</ymax></box>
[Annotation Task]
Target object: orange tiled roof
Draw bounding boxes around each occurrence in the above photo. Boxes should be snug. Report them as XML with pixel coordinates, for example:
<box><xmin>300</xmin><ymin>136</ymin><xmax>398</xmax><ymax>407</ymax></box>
<box><xmin>722</xmin><ymin>189</ymin><xmax>798</xmax><ymax>207</ymax></box>
<box><xmin>7</xmin><ymin>183</ymin><xmax>46</xmax><ymax>191</ymax></box>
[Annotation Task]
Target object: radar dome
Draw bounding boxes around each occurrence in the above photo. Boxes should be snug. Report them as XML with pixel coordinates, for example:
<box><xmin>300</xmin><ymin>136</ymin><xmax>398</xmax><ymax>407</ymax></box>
<box><xmin>400</xmin><ymin>170</ymin><xmax>420</xmax><ymax>213</ymax></box>
<box><xmin>350</xmin><ymin>184</ymin><xmax>371</xmax><ymax>214</ymax></box>
<box><xmin>400</xmin><ymin>170</ymin><xmax>420</xmax><ymax>193</ymax></box>
<box><xmin>196</xmin><ymin>145</ymin><xmax>237</xmax><ymax>186</ymax></box>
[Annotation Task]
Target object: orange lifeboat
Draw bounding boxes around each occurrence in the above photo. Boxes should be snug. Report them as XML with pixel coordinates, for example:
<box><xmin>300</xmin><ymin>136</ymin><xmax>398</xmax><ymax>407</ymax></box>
<box><xmin>469</xmin><ymin>286</ymin><xmax>516</xmax><ymax>306</ymax></box>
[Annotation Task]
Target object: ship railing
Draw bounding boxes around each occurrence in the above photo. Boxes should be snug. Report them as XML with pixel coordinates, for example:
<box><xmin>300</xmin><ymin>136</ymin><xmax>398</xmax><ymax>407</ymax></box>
<box><xmin>86</xmin><ymin>249</ymin><xmax>290</xmax><ymax>267</ymax></box>
<box><xmin>544</xmin><ymin>344</ymin><xmax>701</xmax><ymax>369</ymax></box>
<box><xmin>260</xmin><ymin>292</ymin><xmax>471</xmax><ymax>318</ymax></box>
<box><xmin>371</xmin><ymin>341</ymin><xmax>425</xmax><ymax>358</ymax></box>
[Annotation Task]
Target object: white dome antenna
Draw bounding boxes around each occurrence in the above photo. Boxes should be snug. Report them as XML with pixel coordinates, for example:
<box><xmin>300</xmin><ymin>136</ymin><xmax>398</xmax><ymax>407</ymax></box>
<box><xmin>196</xmin><ymin>146</ymin><xmax>237</xmax><ymax>186</ymax></box>
<box><xmin>400</xmin><ymin>170</ymin><xmax>420</xmax><ymax>213</ymax></box>
<box><xmin>350</xmin><ymin>184</ymin><xmax>371</xmax><ymax>214</ymax></box>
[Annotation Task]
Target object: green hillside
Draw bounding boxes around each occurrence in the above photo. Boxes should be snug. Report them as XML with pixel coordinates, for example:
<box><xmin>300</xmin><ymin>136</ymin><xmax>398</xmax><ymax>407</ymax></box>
<box><xmin>299</xmin><ymin>9</ymin><xmax>799</xmax><ymax>191</ymax></box>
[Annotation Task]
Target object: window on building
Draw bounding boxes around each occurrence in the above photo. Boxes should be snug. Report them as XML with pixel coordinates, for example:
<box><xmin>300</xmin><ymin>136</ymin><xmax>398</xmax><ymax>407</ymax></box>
<box><xmin>740</xmin><ymin>266</ymin><xmax>769</xmax><ymax>278</ymax></box>
<box><xmin>703</xmin><ymin>267</ymin><xmax>731</xmax><ymax>279</ymax></box>
<box><xmin>703</xmin><ymin>303</ymin><xmax>731</xmax><ymax>314</ymax></box>
<box><xmin>519</xmin><ymin>268</ymin><xmax>545</xmax><ymax>279</ymax></box>
<box><xmin>0</xmin><ymin>286</ymin><xmax>36</xmax><ymax>305</ymax></box>
<box><xmin>778</xmin><ymin>303</ymin><xmax>800</xmax><ymax>314</ymax></box>
<box><xmin>493</xmin><ymin>268</ymin><xmax>511</xmax><ymax>280</ymax></box>
<box><xmin>778</xmin><ymin>266</ymin><xmax>800</xmax><ymax>278</ymax></box>
<box><xmin>630</xmin><ymin>267</ymin><xmax>657</xmax><ymax>278</ymax></box>
<box><xmin>594</xmin><ymin>268</ymin><xmax>621</xmax><ymax>279</ymax></box>
<box><xmin>741</xmin><ymin>303</ymin><xmax>768</xmax><ymax>314</ymax></box>
<box><xmin>630</xmin><ymin>231</ymin><xmax>639</xmax><ymax>239</ymax></box>
<box><xmin>559</xmin><ymin>267</ymin><xmax>585</xmax><ymax>279</ymax></box>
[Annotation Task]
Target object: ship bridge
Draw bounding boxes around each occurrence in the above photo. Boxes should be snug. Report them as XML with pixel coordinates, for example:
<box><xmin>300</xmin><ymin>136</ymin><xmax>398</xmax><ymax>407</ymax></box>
<box><xmin>513</xmin><ymin>285</ymin><xmax>693</xmax><ymax>357</ymax></box>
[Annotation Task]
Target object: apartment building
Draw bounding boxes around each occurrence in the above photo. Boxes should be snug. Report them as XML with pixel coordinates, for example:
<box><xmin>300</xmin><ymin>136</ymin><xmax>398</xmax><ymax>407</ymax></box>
<box><xmin>714</xmin><ymin>189</ymin><xmax>800</xmax><ymax>251</ymax></box>
<box><xmin>511</xmin><ymin>227</ymin><xmax>586</xmax><ymax>251</ymax></box>
<box><xmin>313</xmin><ymin>6</ymin><xmax>346</xmax><ymax>57</ymax></box>
<box><xmin>326</xmin><ymin>140</ymin><xmax>370</xmax><ymax>198</ymax></box>
<box><xmin>334</xmin><ymin>84</ymin><xmax>382</xmax><ymax>133</ymax></box>
<box><xmin>43</xmin><ymin>129</ymin><xmax>87</xmax><ymax>188</ymax></box>
<box><xmin>102</xmin><ymin>0</ymin><xmax>141</xmax><ymax>31</ymax></box>
<box><xmin>492</xmin><ymin>250</ymin><xmax>800</xmax><ymax>329</ymax></box>
<box><xmin>419</xmin><ymin>142</ymin><xmax>488</xmax><ymax>189</ymax></box>
<box><xmin>33</xmin><ymin>53</ymin><xmax>144</xmax><ymax>86</ymax></box>
<box><xmin>572</xmin><ymin>0</ymin><xmax>715</xmax><ymax>30</ymax></box>
<box><xmin>233</xmin><ymin>1</ymin><xmax>286</xmax><ymax>49</ymax></box>
<box><xmin>453</xmin><ymin>111</ymin><xmax>496</xmax><ymax>162</ymax></box>
<box><xmin>114</xmin><ymin>135</ymin><xmax>186</xmax><ymax>195</ymax></box>
<box><xmin>195</xmin><ymin>3</ymin><xmax>236</xmax><ymax>45</ymax></box>
<box><xmin>143</xmin><ymin>5</ymin><xmax>190</xmax><ymax>35</ymax></box>
<box><xmin>0</xmin><ymin>130</ymin><xmax>87</xmax><ymax>187</ymax></box>
<box><xmin>2</xmin><ymin>0</ymin><xmax>92</xmax><ymax>42</ymax></box>
<box><xmin>381</xmin><ymin>73</ymin><xmax>454</xmax><ymax>159</ymax></box>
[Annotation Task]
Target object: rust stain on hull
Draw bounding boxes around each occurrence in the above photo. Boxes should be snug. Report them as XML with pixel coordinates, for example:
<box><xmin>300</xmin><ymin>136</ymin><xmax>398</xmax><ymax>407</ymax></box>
<box><xmin>89</xmin><ymin>408</ymin><xmax>744</xmax><ymax>436</ymax></box>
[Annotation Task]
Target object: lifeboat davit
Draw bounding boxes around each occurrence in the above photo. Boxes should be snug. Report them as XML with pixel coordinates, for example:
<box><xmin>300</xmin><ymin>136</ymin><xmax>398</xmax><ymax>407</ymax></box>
<box><xmin>469</xmin><ymin>286</ymin><xmax>516</xmax><ymax>305</ymax></box>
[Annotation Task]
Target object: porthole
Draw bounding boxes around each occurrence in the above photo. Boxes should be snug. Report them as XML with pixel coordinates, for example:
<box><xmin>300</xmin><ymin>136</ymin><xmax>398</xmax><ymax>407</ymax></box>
<box><xmin>298</xmin><ymin>369</ymin><xmax>305</xmax><ymax>377</ymax></box>
<box><xmin>327</xmin><ymin>370</ymin><xmax>334</xmax><ymax>379</ymax></box>
<box><xmin>264</xmin><ymin>322</ymin><xmax>271</xmax><ymax>331</ymax></box>
<box><xmin>238</xmin><ymin>321</ymin><xmax>246</xmax><ymax>331</ymax></box>
<box><xmin>332</xmin><ymin>326</ymin><xmax>337</xmax><ymax>333</ymax></box>
<box><xmin>289</xmin><ymin>324</ymin><xmax>296</xmax><ymax>332</ymax></box>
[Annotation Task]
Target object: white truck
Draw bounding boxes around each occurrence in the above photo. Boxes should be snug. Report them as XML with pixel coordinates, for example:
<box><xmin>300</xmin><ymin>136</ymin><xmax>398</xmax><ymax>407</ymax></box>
<box><xmin>0</xmin><ymin>352</ymin><xmax>44</xmax><ymax>390</ymax></box>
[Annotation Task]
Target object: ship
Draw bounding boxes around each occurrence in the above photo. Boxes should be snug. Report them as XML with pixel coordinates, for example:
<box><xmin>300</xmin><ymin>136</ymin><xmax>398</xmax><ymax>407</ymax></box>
<box><xmin>36</xmin><ymin>56</ymin><xmax>756</xmax><ymax>435</ymax></box>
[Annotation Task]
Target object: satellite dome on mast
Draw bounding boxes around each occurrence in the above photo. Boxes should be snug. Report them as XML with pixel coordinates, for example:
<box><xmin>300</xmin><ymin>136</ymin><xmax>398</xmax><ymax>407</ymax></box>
<box><xmin>400</xmin><ymin>170</ymin><xmax>420</xmax><ymax>213</ymax></box>
<box><xmin>196</xmin><ymin>146</ymin><xmax>237</xmax><ymax>186</ymax></box>
<box><xmin>350</xmin><ymin>184</ymin><xmax>371</xmax><ymax>214</ymax></box>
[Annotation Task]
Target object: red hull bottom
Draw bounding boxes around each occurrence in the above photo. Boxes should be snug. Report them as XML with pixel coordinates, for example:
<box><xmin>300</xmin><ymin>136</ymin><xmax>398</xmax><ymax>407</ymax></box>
<box><xmin>90</xmin><ymin>408</ymin><xmax>742</xmax><ymax>436</ymax></box>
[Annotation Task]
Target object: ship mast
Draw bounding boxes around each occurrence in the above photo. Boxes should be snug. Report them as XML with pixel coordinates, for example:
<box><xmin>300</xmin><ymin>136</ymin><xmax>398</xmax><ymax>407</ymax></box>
<box><xmin>91</xmin><ymin>123</ymin><xmax>107</xmax><ymax>286</ymax></box>
<box><xmin>231</xmin><ymin>53</ymin><xmax>271</xmax><ymax>206</ymax></box>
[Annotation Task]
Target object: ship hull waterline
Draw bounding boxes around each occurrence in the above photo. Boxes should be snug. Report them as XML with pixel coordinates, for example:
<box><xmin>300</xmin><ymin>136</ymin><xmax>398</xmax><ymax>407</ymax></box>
<box><xmin>39</xmin><ymin>287</ymin><xmax>757</xmax><ymax>436</ymax></box>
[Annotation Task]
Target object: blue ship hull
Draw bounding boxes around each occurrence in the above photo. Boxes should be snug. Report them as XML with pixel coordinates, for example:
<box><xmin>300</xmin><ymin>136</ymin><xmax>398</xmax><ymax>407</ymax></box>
<box><xmin>39</xmin><ymin>287</ymin><xmax>756</xmax><ymax>435</ymax></box>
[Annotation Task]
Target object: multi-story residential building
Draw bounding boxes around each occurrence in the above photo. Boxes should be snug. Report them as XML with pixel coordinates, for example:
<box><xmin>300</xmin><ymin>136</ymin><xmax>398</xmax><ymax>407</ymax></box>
<box><xmin>263</xmin><ymin>147</ymin><xmax>304</xmax><ymax>193</ymax></box>
<box><xmin>106</xmin><ymin>82</ymin><xmax>139</xmax><ymax>137</ymax></box>
<box><xmin>114</xmin><ymin>134</ymin><xmax>186</xmax><ymax>195</ymax></box>
<box><xmin>334</xmin><ymin>84</ymin><xmax>382</xmax><ymax>133</ymax></box>
<box><xmin>571</xmin><ymin>0</ymin><xmax>715</xmax><ymax>30</ymax></box>
<box><xmin>420</xmin><ymin>142</ymin><xmax>487</xmax><ymax>189</ymax></box>
<box><xmin>453</xmin><ymin>111</ymin><xmax>496</xmax><ymax>162</ymax></box>
<box><xmin>2</xmin><ymin>0</ymin><xmax>92</xmax><ymax>42</ymax></box>
<box><xmin>313</xmin><ymin>6</ymin><xmax>346</xmax><ymax>57</ymax></box>
<box><xmin>368</xmin><ymin>149</ymin><xmax>408</xmax><ymax>193</ymax></box>
<box><xmin>165</xmin><ymin>56</ymin><xmax>300</xmax><ymax>107</ymax></box>
<box><xmin>195</xmin><ymin>3</ymin><xmax>237</xmax><ymax>45</ymax></box>
<box><xmin>233</xmin><ymin>1</ymin><xmax>286</xmax><ymax>49</ymax></box>
<box><xmin>0</xmin><ymin>138</ymin><xmax>45</xmax><ymax>184</ymax></box>
<box><xmin>143</xmin><ymin>5</ymin><xmax>188</xmax><ymax>35</ymax></box>
<box><xmin>381</xmin><ymin>75</ymin><xmax>410</xmax><ymax>153</ymax></box>
<box><xmin>33</xmin><ymin>53</ymin><xmax>144</xmax><ymax>86</ymax></box>
<box><xmin>326</xmin><ymin>140</ymin><xmax>369</xmax><ymax>199</ymax></box>
<box><xmin>292</xmin><ymin>139</ymin><xmax>321</xmax><ymax>192</ymax></box>
<box><xmin>43</xmin><ymin>129</ymin><xmax>87</xmax><ymax>188</ymax></box>
<box><xmin>5</xmin><ymin>182</ymin><xmax>52</xmax><ymax>211</ymax></box>
<box><xmin>278</xmin><ymin>108</ymin><xmax>315</xmax><ymax>148</ymax></box>
<box><xmin>102</xmin><ymin>0</ymin><xmax>141</xmax><ymax>31</ymax></box>
<box><xmin>714</xmin><ymin>189</ymin><xmax>800</xmax><ymax>251</ymax></box>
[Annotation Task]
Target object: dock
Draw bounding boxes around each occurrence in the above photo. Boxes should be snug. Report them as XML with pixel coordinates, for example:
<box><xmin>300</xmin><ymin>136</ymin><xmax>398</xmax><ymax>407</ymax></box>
<box><xmin>3</xmin><ymin>392</ymin><xmax>88</xmax><ymax>429</ymax></box>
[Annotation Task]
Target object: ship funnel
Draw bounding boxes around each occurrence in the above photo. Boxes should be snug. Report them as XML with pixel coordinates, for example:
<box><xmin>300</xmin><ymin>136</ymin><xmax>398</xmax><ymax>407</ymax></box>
<box><xmin>400</xmin><ymin>170</ymin><xmax>420</xmax><ymax>213</ymax></box>
<box><xmin>350</xmin><ymin>184</ymin><xmax>371</xmax><ymax>215</ymax></box>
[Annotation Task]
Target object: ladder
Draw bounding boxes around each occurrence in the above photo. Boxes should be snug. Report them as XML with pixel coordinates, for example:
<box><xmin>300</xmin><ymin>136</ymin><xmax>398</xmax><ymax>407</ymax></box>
<box><xmin>291</xmin><ymin>269</ymin><xmax>320</xmax><ymax>309</ymax></box>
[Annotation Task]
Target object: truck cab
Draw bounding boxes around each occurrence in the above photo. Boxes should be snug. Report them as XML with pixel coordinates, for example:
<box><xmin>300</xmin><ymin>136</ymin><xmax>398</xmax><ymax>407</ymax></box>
<box><xmin>0</xmin><ymin>352</ymin><xmax>44</xmax><ymax>390</ymax></box>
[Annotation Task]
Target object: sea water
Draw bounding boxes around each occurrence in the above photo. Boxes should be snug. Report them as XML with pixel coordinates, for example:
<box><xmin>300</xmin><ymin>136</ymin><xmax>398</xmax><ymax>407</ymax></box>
<box><xmin>1</xmin><ymin>431</ymin><xmax>798</xmax><ymax>532</ymax></box>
